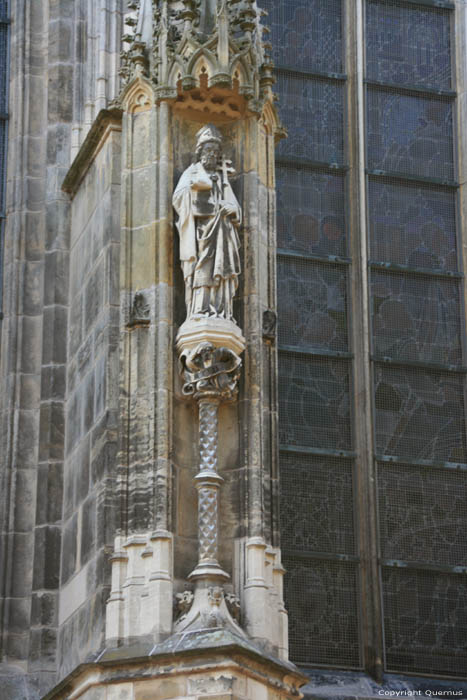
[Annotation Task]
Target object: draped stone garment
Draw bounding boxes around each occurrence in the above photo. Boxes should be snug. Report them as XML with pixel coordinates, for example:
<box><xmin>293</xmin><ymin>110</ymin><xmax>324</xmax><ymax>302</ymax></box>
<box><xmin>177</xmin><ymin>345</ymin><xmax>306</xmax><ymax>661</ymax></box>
<box><xmin>173</xmin><ymin>161</ymin><xmax>242</xmax><ymax>320</ymax></box>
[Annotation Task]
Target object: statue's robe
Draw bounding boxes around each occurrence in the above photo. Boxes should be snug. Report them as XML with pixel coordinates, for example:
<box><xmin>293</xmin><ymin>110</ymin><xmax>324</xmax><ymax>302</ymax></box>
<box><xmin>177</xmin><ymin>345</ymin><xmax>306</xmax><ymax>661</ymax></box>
<box><xmin>173</xmin><ymin>161</ymin><xmax>241</xmax><ymax>319</ymax></box>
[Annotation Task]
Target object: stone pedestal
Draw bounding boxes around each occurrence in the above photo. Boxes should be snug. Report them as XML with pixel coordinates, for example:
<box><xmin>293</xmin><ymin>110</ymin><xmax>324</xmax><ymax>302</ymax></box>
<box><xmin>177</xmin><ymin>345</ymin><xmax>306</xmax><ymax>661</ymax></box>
<box><xmin>43</xmin><ymin>630</ymin><xmax>308</xmax><ymax>700</ymax></box>
<box><xmin>177</xmin><ymin>317</ymin><xmax>246</xmax><ymax>357</ymax></box>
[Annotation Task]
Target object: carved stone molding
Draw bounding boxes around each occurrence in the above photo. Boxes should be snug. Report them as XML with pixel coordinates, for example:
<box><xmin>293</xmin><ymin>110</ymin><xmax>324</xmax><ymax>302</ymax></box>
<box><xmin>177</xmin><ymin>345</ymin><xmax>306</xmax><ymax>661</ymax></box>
<box><xmin>117</xmin><ymin>0</ymin><xmax>283</xmax><ymax>133</ymax></box>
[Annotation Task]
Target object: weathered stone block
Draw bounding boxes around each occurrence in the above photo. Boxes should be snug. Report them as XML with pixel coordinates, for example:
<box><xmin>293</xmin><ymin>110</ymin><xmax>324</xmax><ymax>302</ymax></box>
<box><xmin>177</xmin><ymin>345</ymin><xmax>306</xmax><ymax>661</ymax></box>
<box><xmin>84</xmin><ymin>258</ymin><xmax>104</xmax><ymax>331</ymax></box>
<box><xmin>66</xmin><ymin>389</ymin><xmax>82</xmax><ymax>455</ymax></box>
<box><xmin>9</xmin><ymin>532</ymin><xmax>34</xmax><ymax>597</ymax></box>
<box><xmin>30</xmin><ymin>627</ymin><xmax>58</xmax><ymax>670</ymax></box>
<box><xmin>41</xmin><ymin>364</ymin><xmax>66</xmax><ymax>401</ymax></box>
<box><xmin>61</xmin><ymin>515</ymin><xmax>78</xmax><ymax>585</ymax></box>
<box><xmin>33</xmin><ymin>525</ymin><xmax>61</xmax><ymax>590</ymax></box>
<box><xmin>16</xmin><ymin>409</ymin><xmax>40</xmax><ymax>468</ymax></box>
<box><xmin>6</xmin><ymin>597</ymin><xmax>31</xmax><ymax>635</ymax></box>
<box><xmin>39</xmin><ymin>401</ymin><xmax>65</xmax><ymax>461</ymax></box>
<box><xmin>83</xmin><ymin>369</ymin><xmax>95</xmax><ymax>434</ymax></box>
<box><xmin>81</xmin><ymin>495</ymin><xmax>96</xmax><ymax>565</ymax></box>
<box><xmin>31</xmin><ymin>591</ymin><xmax>58</xmax><ymax>628</ymax></box>
<box><xmin>42</xmin><ymin>305</ymin><xmax>68</xmax><ymax>365</ymax></box>
<box><xmin>13</xmin><ymin>468</ymin><xmax>37</xmax><ymax>532</ymax></box>
<box><xmin>47</xmin><ymin>64</ymin><xmax>73</xmax><ymax>122</ymax></box>
<box><xmin>46</xmin><ymin>199</ymin><xmax>70</xmax><ymax>250</ymax></box>
<box><xmin>20</xmin><ymin>315</ymin><xmax>43</xmax><ymax>374</ymax></box>
<box><xmin>36</xmin><ymin>463</ymin><xmax>63</xmax><ymax>526</ymax></box>
<box><xmin>74</xmin><ymin>436</ymin><xmax>90</xmax><ymax>506</ymax></box>
<box><xmin>44</xmin><ymin>250</ymin><xmax>69</xmax><ymax>306</ymax></box>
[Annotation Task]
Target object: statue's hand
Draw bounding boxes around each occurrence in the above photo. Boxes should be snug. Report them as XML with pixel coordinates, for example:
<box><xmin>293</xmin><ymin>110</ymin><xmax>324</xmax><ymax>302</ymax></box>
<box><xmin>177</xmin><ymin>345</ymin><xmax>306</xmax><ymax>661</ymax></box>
<box><xmin>220</xmin><ymin>201</ymin><xmax>237</xmax><ymax>217</ymax></box>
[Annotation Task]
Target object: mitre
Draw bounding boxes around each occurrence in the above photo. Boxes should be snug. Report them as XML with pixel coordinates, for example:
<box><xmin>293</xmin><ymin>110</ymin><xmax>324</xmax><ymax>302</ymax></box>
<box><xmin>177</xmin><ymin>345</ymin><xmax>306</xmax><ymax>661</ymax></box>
<box><xmin>196</xmin><ymin>123</ymin><xmax>222</xmax><ymax>148</ymax></box>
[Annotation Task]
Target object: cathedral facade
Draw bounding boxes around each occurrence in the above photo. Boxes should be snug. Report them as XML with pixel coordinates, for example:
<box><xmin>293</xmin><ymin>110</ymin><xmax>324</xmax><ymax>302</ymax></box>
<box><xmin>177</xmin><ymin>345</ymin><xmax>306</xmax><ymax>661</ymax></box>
<box><xmin>1</xmin><ymin>1</ymin><xmax>467</xmax><ymax>699</ymax></box>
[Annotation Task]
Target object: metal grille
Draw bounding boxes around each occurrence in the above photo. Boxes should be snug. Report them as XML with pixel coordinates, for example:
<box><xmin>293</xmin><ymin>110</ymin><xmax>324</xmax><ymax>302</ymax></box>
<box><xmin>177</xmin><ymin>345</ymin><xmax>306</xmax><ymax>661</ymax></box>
<box><xmin>278</xmin><ymin>258</ymin><xmax>349</xmax><ymax>353</ymax></box>
<box><xmin>366</xmin><ymin>0</ymin><xmax>452</xmax><ymax>90</ymax></box>
<box><xmin>0</xmin><ymin>23</ymin><xmax>7</xmax><ymax>114</ymax></box>
<box><xmin>371</xmin><ymin>271</ymin><xmax>462</xmax><ymax>365</ymax></box>
<box><xmin>374</xmin><ymin>364</ymin><xmax>467</xmax><ymax>463</ymax></box>
<box><xmin>368</xmin><ymin>179</ymin><xmax>458</xmax><ymax>270</ymax></box>
<box><xmin>280</xmin><ymin>453</ymin><xmax>355</xmax><ymax>555</ymax></box>
<box><xmin>279</xmin><ymin>353</ymin><xmax>352</xmax><ymax>451</ymax></box>
<box><xmin>260</xmin><ymin>0</ymin><xmax>343</xmax><ymax>74</ymax></box>
<box><xmin>382</xmin><ymin>567</ymin><xmax>467</xmax><ymax>676</ymax></box>
<box><xmin>367</xmin><ymin>89</ymin><xmax>454</xmax><ymax>181</ymax></box>
<box><xmin>378</xmin><ymin>462</ymin><xmax>467</xmax><ymax>566</ymax></box>
<box><xmin>276</xmin><ymin>73</ymin><xmax>344</xmax><ymax>165</ymax></box>
<box><xmin>0</xmin><ymin>120</ymin><xmax>5</xmax><ymax>214</ymax></box>
<box><xmin>277</xmin><ymin>165</ymin><xmax>346</xmax><ymax>256</ymax></box>
<box><xmin>284</xmin><ymin>558</ymin><xmax>361</xmax><ymax>667</ymax></box>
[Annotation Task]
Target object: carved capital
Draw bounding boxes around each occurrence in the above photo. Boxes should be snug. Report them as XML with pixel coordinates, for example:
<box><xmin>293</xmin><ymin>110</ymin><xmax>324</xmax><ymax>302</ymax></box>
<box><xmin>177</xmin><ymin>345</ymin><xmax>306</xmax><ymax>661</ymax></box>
<box><xmin>181</xmin><ymin>342</ymin><xmax>241</xmax><ymax>401</ymax></box>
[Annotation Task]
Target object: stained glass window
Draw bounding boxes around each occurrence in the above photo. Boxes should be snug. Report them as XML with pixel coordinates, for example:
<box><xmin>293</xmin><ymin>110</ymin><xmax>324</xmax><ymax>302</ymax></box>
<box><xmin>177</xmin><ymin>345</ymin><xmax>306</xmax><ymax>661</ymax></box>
<box><xmin>366</xmin><ymin>0</ymin><xmax>466</xmax><ymax>679</ymax></box>
<box><xmin>270</xmin><ymin>0</ymin><xmax>466</xmax><ymax>681</ymax></box>
<box><xmin>366</xmin><ymin>1</ymin><xmax>452</xmax><ymax>89</ymax></box>
<box><xmin>367</xmin><ymin>90</ymin><xmax>454</xmax><ymax>181</ymax></box>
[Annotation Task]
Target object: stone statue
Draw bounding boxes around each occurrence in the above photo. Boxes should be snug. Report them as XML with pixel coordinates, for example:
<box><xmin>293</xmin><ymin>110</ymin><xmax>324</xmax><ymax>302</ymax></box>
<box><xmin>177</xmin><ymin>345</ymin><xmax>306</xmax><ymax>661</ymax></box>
<box><xmin>173</xmin><ymin>124</ymin><xmax>242</xmax><ymax>322</ymax></box>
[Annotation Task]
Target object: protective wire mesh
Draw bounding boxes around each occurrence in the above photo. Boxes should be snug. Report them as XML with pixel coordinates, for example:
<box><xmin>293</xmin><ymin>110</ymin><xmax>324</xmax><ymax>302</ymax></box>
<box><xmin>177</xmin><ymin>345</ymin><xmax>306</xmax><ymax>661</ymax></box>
<box><xmin>367</xmin><ymin>89</ymin><xmax>454</xmax><ymax>181</ymax></box>
<box><xmin>0</xmin><ymin>24</ymin><xmax>7</xmax><ymax>114</ymax></box>
<box><xmin>377</xmin><ymin>461</ymin><xmax>467</xmax><ymax>567</ymax></box>
<box><xmin>276</xmin><ymin>73</ymin><xmax>345</xmax><ymax>165</ymax></box>
<box><xmin>278</xmin><ymin>258</ymin><xmax>349</xmax><ymax>352</ymax></box>
<box><xmin>0</xmin><ymin>120</ymin><xmax>5</xmax><ymax>213</ymax></box>
<box><xmin>279</xmin><ymin>353</ymin><xmax>352</xmax><ymax>451</ymax></box>
<box><xmin>382</xmin><ymin>567</ymin><xmax>467</xmax><ymax>676</ymax></box>
<box><xmin>284</xmin><ymin>558</ymin><xmax>361</xmax><ymax>667</ymax></box>
<box><xmin>366</xmin><ymin>0</ymin><xmax>452</xmax><ymax>90</ymax></box>
<box><xmin>277</xmin><ymin>165</ymin><xmax>346</xmax><ymax>256</ymax></box>
<box><xmin>280</xmin><ymin>453</ymin><xmax>355</xmax><ymax>555</ymax></box>
<box><xmin>374</xmin><ymin>364</ymin><xmax>467</xmax><ymax>463</ymax></box>
<box><xmin>259</xmin><ymin>0</ymin><xmax>343</xmax><ymax>74</ymax></box>
<box><xmin>371</xmin><ymin>270</ymin><xmax>462</xmax><ymax>365</ymax></box>
<box><xmin>368</xmin><ymin>178</ymin><xmax>458</xmax><ymax>270</ymax></box>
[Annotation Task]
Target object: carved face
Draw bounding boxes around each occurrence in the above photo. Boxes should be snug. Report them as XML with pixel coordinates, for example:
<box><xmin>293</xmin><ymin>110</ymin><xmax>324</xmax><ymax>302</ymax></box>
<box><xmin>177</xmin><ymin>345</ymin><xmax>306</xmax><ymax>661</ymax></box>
<box><xmin>200</xmin><ymin>141</ymin><xmax>221</xmax><ymax>172</ymax></box>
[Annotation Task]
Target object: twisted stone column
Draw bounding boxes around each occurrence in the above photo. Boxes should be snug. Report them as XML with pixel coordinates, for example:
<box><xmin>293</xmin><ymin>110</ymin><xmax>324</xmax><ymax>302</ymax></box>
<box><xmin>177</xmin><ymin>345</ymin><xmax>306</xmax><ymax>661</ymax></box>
<box><xmin>190</xmin><ymin>396</ymin><xmax>228</xmax><ymax>582</ymax></box>
<box><xmin>173</xmin><ymin>341</ymin><xmax>244</xmax><ymax>634</ymax></box>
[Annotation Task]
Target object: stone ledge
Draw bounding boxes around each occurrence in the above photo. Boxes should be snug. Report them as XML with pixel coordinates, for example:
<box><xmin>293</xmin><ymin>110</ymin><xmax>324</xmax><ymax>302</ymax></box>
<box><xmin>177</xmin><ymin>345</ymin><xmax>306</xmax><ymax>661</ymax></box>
<box><xmin>42</xmin><ymin>629</ymin><xmax>308</xmax><ymax>700</ymax></box>
<box><xmin>62</xmin><ymin>108</ymin><xmax>123</xmax><ymax>198</ymax></box>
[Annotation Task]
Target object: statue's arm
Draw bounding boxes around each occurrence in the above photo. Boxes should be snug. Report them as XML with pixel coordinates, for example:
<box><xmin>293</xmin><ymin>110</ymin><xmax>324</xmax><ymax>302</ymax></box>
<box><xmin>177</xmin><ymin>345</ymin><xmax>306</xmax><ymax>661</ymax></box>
<box><xmin>222</xmin><ymin>182</ymin><xmax>242</xmax><ymax>225</ymax></box>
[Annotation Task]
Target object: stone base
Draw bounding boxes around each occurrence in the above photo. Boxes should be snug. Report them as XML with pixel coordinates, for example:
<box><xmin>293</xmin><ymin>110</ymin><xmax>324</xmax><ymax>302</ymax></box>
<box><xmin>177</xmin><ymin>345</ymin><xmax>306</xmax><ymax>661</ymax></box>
<box><xmin>43</xmin><ymin>629</ymin><xmax>308</xmax><ymax>700</ymax></box>
<box><xmin>176</xmin><ymin>317</ymin><xmax>246</xmax><ymax>357</ymax></box>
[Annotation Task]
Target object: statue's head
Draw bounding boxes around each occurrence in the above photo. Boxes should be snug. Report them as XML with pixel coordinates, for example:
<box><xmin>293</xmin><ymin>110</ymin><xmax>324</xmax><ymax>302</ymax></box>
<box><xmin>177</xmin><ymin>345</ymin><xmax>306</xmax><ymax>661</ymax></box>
<box><xmin>195</xmin><ymin>124</ymin><xmax>222</xmax><ymax>170</ymax></box>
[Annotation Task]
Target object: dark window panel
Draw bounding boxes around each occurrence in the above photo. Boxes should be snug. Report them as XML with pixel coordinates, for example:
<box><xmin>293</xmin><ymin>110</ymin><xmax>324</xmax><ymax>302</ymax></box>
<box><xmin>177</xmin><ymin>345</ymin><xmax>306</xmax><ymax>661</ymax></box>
<box><xmin>0</xmin><ymin>120</ymin><xmax>5</xmax><ymax>213</ymax></box>
<box><xmin>278</xmin><ymin>258</ymin><xmax>349</xmax><ymax>353</ymax></box>
<box><xmin>378</xmin><ymin>462</ymin><xmax>467</xmax><ymax>566</ymax></box>
<box><xmin>366</xmin><ymin>1</ymin><xmax>452</xmax><ymax>90</ymax></box>
<box><xmin>0</xmin><ymin>23</ymin><xmax>7</xmax><ymax>114</ymax></box>
<box><xmin>382</xmin><ymin>568</ymin><xmax>467</xmax><ymax>676</ymax></box>
<box><xmin>284</xmin><ymin>558</ymin><xmax>361</xmax><ymax>667</ymax></box>
<box><xmin>280</xmin><ymin>453</ymin><xmax>355</xmax><ymax>555</ymax></box>
<box><xmin>368</xmin><ymin>179</ymin><xmax>458</xmax><ymax>271</ymax></box>
<box><xmin>276</xmin><ymin>73</ymin><xmax>345</xmax><ymax>165</ymax></box>
<box><xmin>279</xmin><ymin>354</ymin><xmax>352</xmax><ymax>451</ymax></box>
<box><xmin>260</xmin><ymin>0</ymin><xmax>343</xmax><ymax>75</ymax></box>
<box><xmin>367</xmin><ymin>89</ymin><xmax>454</xmax><ymax>180</ymax></box>
<box><xmin>371</xmin><ymin>271</ymin><xmax>462</xmax><ymax>365</ymax></box>
<box><xmin>374</xmin><ymin>365</ymin><xmax>467</xmax><ymax>463</ymax></box>
<box><xmin>277</xmin><ymin>166</ymin><xmax>346</xmax><ymax>257</ymax></box>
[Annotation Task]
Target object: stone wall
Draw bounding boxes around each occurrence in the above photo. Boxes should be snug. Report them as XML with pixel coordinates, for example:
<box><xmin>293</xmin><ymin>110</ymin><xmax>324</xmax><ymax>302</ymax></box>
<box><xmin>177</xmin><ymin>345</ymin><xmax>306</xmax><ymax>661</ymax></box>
<box><xmin>58</xmin><ymin>124</ymin><xmax>121</xmax><ymax>679</ymax></box>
